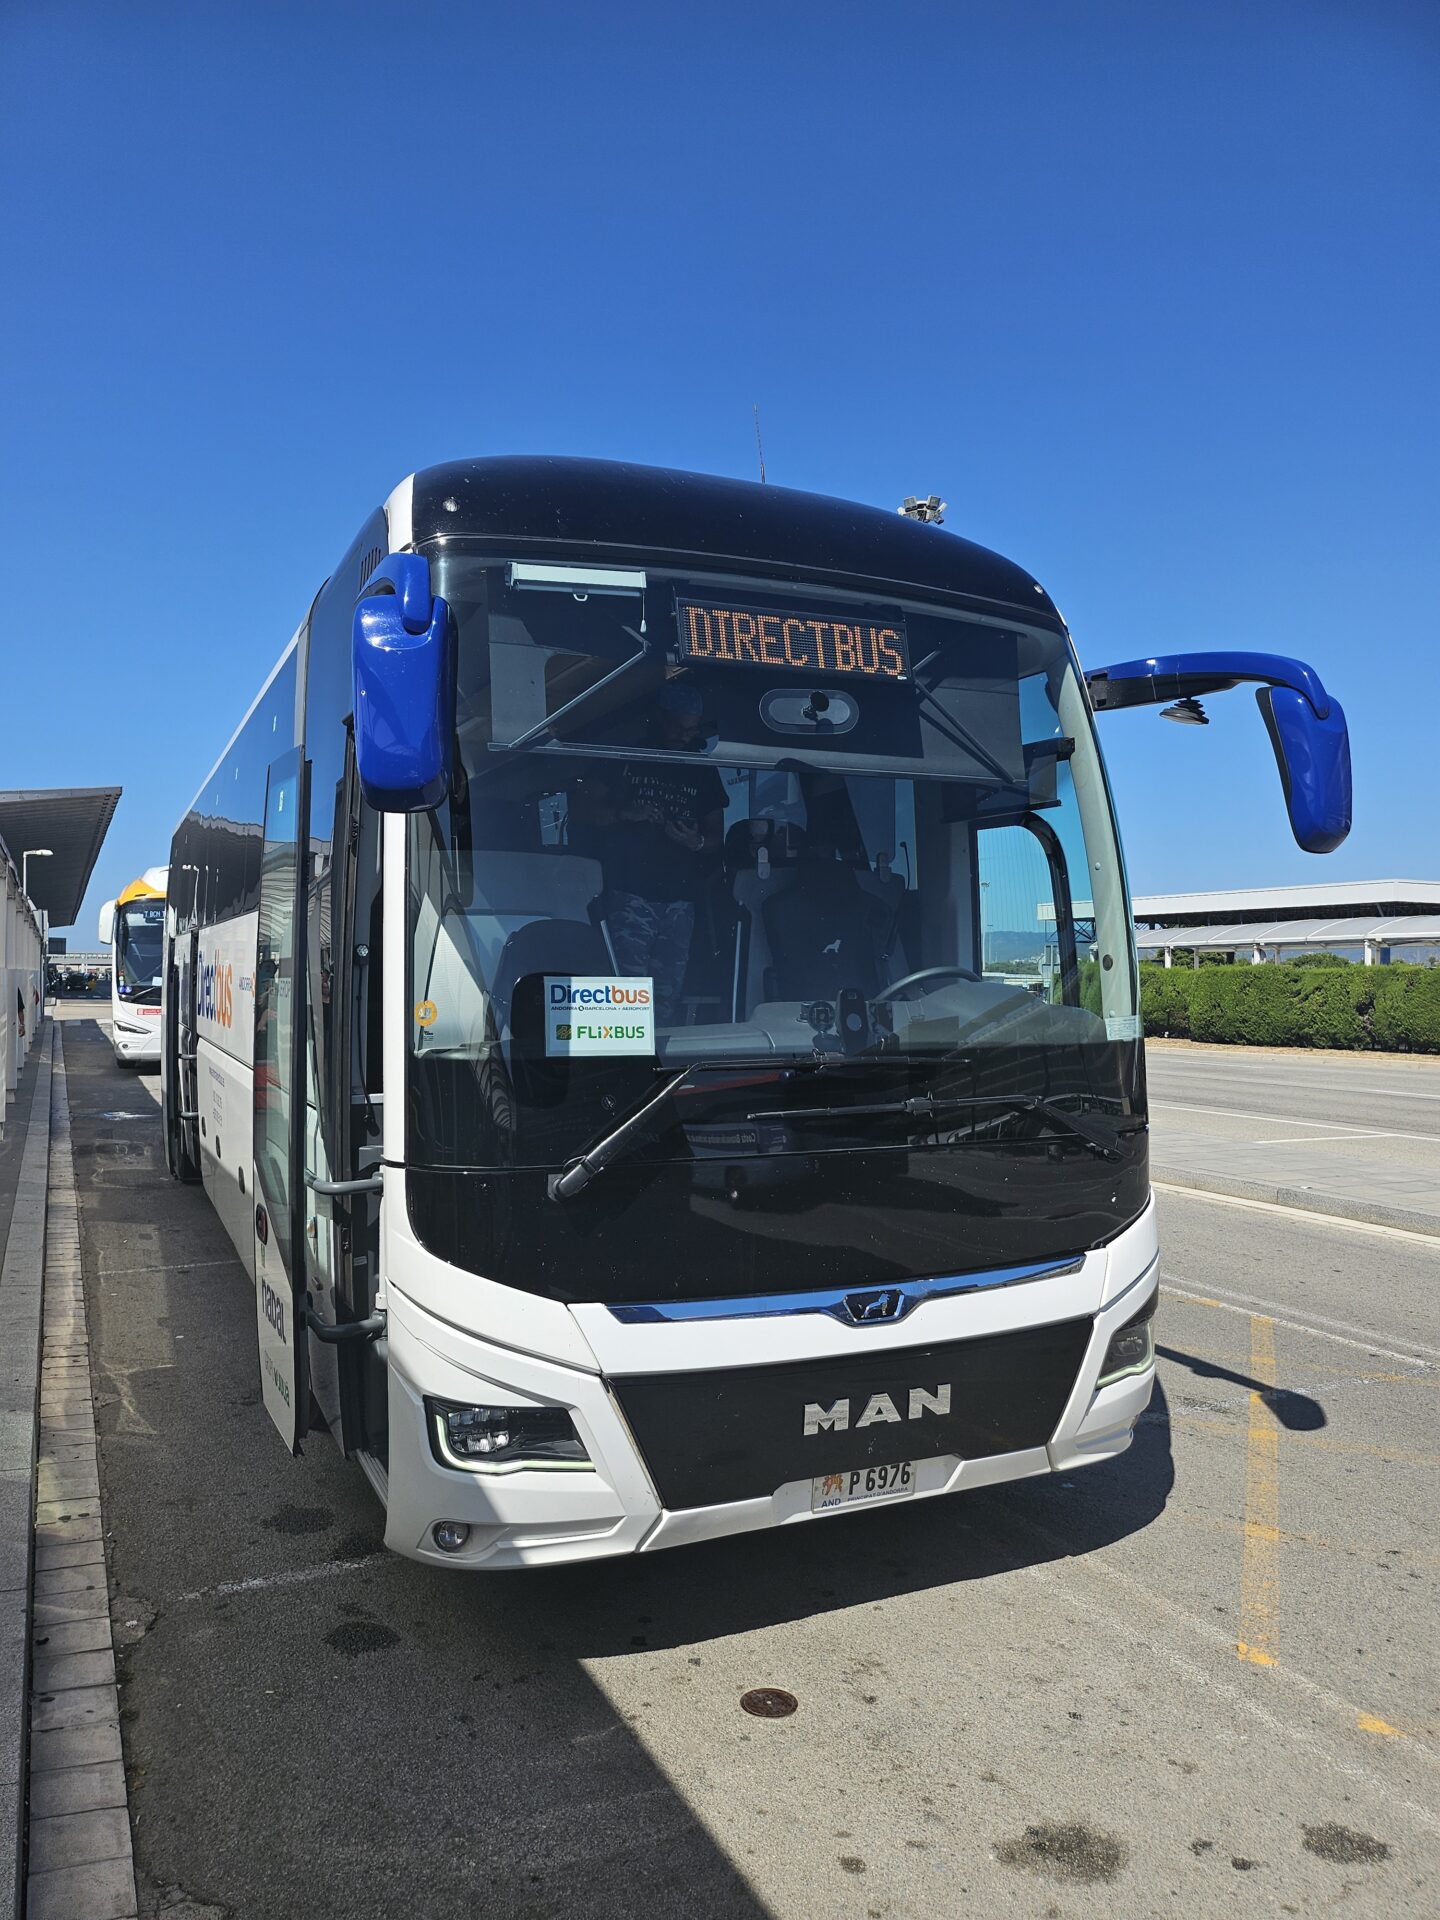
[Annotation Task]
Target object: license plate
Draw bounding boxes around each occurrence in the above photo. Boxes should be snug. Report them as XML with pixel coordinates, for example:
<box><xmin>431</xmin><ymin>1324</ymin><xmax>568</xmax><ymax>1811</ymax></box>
<box><xmin>811</xmin><ymin>1461</ymin><xmax>915</xmax><ymax>1513</ymax></box>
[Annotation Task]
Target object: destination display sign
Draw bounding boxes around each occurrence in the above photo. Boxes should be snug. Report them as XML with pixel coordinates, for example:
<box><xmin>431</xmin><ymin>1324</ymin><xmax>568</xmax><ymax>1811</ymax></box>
<box><xmin>676</xmin><ymin>598</ymin><xmax>910</xmax><ymax>681</ymax></box>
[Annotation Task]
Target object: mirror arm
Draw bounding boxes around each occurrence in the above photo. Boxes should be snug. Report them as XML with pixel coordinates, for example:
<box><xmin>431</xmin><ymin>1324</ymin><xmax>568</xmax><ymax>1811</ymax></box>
<box><xmin>1083</xmin><ymin>648</ymin><xmax>1351</xmax><ymax>856</ymax></box>
<box><xmin>1085</xmin><ymin>651</ymin><xmax>1333</xmax><ymax>720</ymax></box>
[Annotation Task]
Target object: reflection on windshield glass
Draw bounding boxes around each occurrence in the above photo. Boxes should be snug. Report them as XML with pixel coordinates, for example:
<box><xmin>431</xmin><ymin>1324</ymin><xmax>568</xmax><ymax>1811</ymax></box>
<box><xmin>408</xmin><ymin>560</ymin><xmax>1140</xmax><ymax>1171</ymax></box>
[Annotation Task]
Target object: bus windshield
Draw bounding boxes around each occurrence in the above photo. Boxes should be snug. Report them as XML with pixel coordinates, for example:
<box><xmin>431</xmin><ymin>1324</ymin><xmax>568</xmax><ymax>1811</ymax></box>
<box><xmin>117</xmin><ymin>902</ymin><xmax>164</xmax><ymax>1002</ymax></box>
<box><xmin>408</xmin><ymin>558</ymin><xmax>1140</xmax><ymax>1176</ymax></box>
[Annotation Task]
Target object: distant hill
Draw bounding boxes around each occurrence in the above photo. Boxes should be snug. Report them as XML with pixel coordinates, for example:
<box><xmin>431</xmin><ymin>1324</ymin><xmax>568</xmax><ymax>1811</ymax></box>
<box><xmin>983</xmin><ymin>930</ymin><xmax>1049</xmax><ymax>966</ymax></box>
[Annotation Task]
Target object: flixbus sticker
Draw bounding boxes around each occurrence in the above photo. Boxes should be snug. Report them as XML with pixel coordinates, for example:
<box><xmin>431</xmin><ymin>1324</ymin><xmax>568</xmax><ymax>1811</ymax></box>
<box><xmin>544</xmin><ymin>977</ymin><xmax>654</xmax><ymax>1058</ymax></box>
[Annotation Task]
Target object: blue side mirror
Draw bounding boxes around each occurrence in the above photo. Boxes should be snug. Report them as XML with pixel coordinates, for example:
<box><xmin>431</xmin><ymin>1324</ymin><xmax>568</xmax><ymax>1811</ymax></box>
<box><xmin>352</xmin><ymin>554</ymin><xmax>454</xmax><ymax>811</ymax></box>
<box><xmin>1255</xmin><ymin>684</ymin><xmax>1352</xmax><ymax>854</ymax></box>
<box><xmin>1085</xmin><ymin>650</ymin><xmax>1351</xmax><ymax>854</ymax></box>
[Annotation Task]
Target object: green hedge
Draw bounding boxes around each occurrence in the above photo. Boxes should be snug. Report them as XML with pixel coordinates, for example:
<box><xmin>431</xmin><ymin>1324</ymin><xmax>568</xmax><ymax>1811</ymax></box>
<box><xmin>1139</xmin><ymin>963</ymin><xmax>1440</xmax><ymax>1052</ymax></box>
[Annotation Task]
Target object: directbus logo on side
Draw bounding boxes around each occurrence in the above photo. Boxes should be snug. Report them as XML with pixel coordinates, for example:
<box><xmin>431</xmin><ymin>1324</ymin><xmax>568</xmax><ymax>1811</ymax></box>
<box><xmin>199</xmin><ymin>958</ymin><xmax>234</xmax><ymax>1027</ymax></box>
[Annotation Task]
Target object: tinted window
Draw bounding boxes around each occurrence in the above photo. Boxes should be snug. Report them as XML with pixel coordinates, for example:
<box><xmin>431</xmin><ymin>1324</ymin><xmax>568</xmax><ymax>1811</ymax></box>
<box><xmin>179</xmin><ymin>650</ymin><xmax>298</xmax><ymax>926</ymax></box>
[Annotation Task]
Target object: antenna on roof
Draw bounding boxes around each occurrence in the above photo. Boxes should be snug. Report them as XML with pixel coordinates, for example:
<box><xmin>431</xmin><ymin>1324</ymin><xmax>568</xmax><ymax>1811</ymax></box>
<box><xmin>753</xmin><ymin>405</ymin><xmax>767</xmax><ymax>484</ymax></box>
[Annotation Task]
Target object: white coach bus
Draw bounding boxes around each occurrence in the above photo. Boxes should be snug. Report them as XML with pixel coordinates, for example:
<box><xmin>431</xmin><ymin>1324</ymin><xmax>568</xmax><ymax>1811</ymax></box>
<box><xmin>160</xmin><ymin>458</ymin><xmax>1351</xmax><ymax>1568</ymax></box>
<box><xmin>98</xmin><ymin>868</ymin><xmax>167</xmax><ymax>1064</ymax></box>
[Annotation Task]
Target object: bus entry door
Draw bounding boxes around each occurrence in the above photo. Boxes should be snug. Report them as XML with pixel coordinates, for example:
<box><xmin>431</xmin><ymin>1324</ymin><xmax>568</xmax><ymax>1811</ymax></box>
<box><xmin>252</xmin><ymin>749</ymin><xmax>311</xmax><ymax>1452</ymax></box>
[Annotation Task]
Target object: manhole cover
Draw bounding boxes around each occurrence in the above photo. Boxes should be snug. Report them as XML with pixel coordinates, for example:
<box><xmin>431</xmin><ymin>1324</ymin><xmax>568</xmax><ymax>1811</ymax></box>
<box><xmin>740</xmin><ymin>1687</ymin><xmax>797</xmax><ymax>1719</ymax></box>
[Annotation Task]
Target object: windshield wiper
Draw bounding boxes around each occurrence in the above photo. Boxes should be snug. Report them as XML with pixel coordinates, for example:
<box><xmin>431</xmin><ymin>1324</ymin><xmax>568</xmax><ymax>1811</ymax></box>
<box><xmin>748</xmin><ymin>1091</ymin><xmax>1128</xmax><ymax>1160</ymax></box>
<box><xmin>547</xmin><ymin>1057</ymin><xmax>825</xmax><ymax>1202</ymax></box>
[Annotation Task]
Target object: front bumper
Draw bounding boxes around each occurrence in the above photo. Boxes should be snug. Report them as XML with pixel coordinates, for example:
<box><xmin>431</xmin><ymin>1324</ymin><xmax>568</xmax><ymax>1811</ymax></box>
<box><xmin>381</xmin><ymin>1204</ymin><xmax>1159</xmax><ymax>1570</ymax></box>
<box><xmin>113</xmin><ymin>1015</ymin><xmax>162</xmax><ymax>1062</ymax></box>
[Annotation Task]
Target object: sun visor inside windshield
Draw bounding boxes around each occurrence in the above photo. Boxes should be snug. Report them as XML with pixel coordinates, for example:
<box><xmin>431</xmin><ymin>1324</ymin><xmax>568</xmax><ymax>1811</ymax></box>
<box><xmin>478</xmin><ymin>579</ymin><xmax>1025</xmax><ymax>785</ymax></box>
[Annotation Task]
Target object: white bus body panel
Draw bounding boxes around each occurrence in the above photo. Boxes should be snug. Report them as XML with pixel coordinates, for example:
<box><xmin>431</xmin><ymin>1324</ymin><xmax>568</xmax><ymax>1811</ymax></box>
<box><xmin>380</xmin><ymin>1186</ymin><xmax>1157</xmax><ymax>1569</ymax></box>
<box><xmin>195</xmin><ymin>911</ymin><xmax>258</xmax><ymax>1278</ymax></box>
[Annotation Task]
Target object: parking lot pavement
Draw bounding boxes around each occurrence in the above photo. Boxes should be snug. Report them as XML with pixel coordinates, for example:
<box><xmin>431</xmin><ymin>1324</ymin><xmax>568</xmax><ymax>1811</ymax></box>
<box><xmin>1147</xmin><ymin>1043</ymin><xmax>1440</xmax><ymax>1232</ymax></box>
<box><xmin>58</xmin><ymin>1015</ymin><xmax>1439</xmax><ymax>1918</ymax></box>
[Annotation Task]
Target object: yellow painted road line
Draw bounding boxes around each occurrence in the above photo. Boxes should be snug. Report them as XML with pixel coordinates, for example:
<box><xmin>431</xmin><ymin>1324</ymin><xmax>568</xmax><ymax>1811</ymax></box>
<box><xmin>981</xmin><ymin>1501</ymin><xmax>1440</xmax><ymax>1834</ymax></box>
<box><xmin>1238</xmin><ymin>1314</ymin><xmax>1281</xmax><ymax>1668</ymax></box>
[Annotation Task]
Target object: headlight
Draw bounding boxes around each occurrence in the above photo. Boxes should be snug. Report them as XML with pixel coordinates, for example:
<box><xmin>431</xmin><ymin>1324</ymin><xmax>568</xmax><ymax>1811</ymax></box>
<box><xmin>426</xmin><ymin>1396</ymin><xmax>592</xmax><ymax>1474</ymax></box>
<box><xmin>1097</xmin><ymin>1287</ymin><xmax>1157</xmax><ymax>1386</ymax></box>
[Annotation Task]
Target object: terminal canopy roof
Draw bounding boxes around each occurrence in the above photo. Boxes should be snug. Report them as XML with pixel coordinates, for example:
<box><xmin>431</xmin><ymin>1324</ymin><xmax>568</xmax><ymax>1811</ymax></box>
<box><xmin>0</xmin><ymin>787</ymin><xmax>121</xmax><ymax>927</ymax></box>
<box><xmin>1135</xmin><ymin>914</ymin><xmax>1440</xmax><ymax>952</ymax></box>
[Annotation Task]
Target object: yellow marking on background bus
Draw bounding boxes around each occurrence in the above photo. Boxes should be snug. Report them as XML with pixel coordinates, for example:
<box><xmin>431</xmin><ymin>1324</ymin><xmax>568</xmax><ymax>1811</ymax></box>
<box><xmin>1238</xmin><ymin>1314</ymin><xmax>1280</xmax><ymax>1667</ymax></box>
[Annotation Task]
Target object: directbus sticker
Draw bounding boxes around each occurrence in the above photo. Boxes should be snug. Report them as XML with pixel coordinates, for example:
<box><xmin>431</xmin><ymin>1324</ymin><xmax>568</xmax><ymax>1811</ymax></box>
<box><xmin>544</xmin><ymin>977</ymin><xmax>654</xmax><ymax>1058</ymax></box>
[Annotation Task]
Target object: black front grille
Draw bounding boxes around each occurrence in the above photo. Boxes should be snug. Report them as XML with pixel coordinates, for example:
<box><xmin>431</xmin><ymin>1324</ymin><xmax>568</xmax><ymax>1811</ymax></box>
<box><xmin>610</xmin><ymin>1318</ymin><xmax>1091</xmax><ymax>1511</ymax></box>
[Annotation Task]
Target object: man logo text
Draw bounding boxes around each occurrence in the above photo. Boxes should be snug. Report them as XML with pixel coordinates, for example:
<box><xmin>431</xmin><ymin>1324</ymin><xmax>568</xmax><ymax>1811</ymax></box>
<box><xmin>803</xmin><ymin>1385</ymin><xmax>951</xmax><ymax>1435</ymax></box>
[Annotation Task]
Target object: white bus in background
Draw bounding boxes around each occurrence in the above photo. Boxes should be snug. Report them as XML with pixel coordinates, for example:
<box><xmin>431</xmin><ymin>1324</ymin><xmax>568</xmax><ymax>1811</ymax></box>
<box><xmin>98</xmin><ymin>868</ymin><xmax>167</xmax><ymax>1064</ymax></box>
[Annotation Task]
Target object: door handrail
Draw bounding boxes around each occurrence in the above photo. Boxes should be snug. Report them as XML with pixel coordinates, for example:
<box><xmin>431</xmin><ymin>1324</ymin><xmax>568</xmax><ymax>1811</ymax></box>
<box><xmin>306</xmin><ymin>1172</ymin><xmax>384</xmax><ymax>1197</ymax></box>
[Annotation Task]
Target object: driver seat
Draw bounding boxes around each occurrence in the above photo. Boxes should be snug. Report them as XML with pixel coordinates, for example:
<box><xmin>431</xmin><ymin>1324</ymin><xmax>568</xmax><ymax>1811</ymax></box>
<box><xmin>762</xmin><ymin>860</ymin><xmax>886</xmax><ymax>1001</ymax></box>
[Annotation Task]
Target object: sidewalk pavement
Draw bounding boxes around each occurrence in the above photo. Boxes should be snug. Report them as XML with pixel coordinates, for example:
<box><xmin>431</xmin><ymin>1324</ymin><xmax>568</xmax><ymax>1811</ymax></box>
<box><xmin>1150</xmin><ymin>1110</ymin><xmax>1439</xmax><ymax>1238</ymax></box>
<box><xmin>1</xmin><ymin>1027</ymin><xmax>53</xmax><ymax>1920</ymax></box>
<box><xmin>25</xmin><ymin>1029</ymin><xmax>137</xmax><ymax>1920</ymax></box>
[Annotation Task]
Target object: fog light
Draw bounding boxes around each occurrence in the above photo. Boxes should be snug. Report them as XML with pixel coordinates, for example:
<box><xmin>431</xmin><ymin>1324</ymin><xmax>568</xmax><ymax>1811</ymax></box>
<box><xmin>433</xmin><ymin>1521</ymin><xmax>470</xmax><ymax>1553</ymax></box>
<box><xmin>426</xmin><ymin>1396</ymin><xmax>592</xmax><ymax>1474</ymax></box>
<box><xmin>1098</xmin><ymin>1288</ymin><xmax>1157</xmax><ymax>1386</ymax></box>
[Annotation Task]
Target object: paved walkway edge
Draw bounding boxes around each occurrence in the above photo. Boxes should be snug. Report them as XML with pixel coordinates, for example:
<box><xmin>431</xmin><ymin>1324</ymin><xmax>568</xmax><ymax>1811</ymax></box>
<box><xmin>25</xmin><ymin>1029</ymin><xmax>139</xmax><ymax>1920</ymax></box>
<box><xmin>1152</xmin><ymin>1161</ymin><xmax>1440</xmax><ymax>1237</ymax></box>
<box><xmin>0</xmin><ymin>1027</ymin><xmax>53</xmax><ymax>1920</ymax></box>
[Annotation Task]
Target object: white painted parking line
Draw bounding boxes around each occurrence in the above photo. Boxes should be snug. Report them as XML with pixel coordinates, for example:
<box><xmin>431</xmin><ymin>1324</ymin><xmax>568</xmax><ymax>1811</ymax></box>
<box><xmin>1149</xmin><ymin>1068</ymin><xmax>1440</xmax><ymax>1096</ymax></box>
<box><xmin>176</xmin><ymin>1556</ymin><xmax>380</xmax><ymax>1603</ymax></box>
<box><xmin>1252</xmin><ymin>1131</ymin><xmax>1413</xmax><ymax>1145</ymax></box>
<box><xmin>1162</xmin><ymin>1278</ymin><xmax>1439</xmax><ymax>1366</ymax></box>
<box><xmin>1151</xmin><ymin>1099</ymin><xmax>1438</xmax><ymax>1143</ymax></box>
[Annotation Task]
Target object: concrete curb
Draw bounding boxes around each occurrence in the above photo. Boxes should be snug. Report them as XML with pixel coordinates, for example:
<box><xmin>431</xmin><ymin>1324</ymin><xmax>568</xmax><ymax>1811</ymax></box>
<box><xmin>0</xmin><ymin>1026</ymin><xmax>53</xmax><ymax>1920</ymax></box>
<box><xmin>1145</xmin><ymin>1037</ymin><xmax>1440</xmax><ymax>1070</ymax></box>
<box><xmin>26</xmin><ymin>1030</ymin><xmax>138</xmax><ymax>1920</ymax></box>
<box><xmin>1152</xmin><ymin>1161</ymin><xmax>1440</xmax><ymax>1238</ymax></box>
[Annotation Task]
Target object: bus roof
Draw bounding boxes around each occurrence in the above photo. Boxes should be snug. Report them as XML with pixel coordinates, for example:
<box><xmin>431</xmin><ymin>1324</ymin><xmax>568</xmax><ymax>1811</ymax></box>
<box><xmin>117</xmin><ymin>867</ymin><xmax>167</xmax><ymax>905</ymax></box>
<box><xmin>401</xmin><ymin>457</ymin><xmax>1062</xmax><ymax>624</ymax></box>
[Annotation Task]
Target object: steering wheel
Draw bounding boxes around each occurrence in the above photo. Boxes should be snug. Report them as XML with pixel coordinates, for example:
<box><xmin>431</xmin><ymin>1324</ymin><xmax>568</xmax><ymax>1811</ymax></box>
<box><xmin>874</xmin><ymin>965</ymin><xmax>982</xmax><ymax>1003</ymax></box>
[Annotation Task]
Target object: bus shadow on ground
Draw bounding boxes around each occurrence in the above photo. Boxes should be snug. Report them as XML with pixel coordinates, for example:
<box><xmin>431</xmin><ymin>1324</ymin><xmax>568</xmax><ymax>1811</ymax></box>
<box><xmin>460</xmin><ymin>1380</ymin><xmax>1176</xmax><ymax>1660</ymax></box>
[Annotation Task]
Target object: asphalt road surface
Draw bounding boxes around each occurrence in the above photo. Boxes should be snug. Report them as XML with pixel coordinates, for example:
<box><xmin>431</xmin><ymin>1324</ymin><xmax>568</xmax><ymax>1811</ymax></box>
<box><xmin>62</xmin><ymin>1015</ymin><xmax>1438</xmax><ymax>1918</ymax></box>
<box><xmin>1147</xmin><ymin>1042</ymin><xmax>1440</xmax><ymax>1226</ymax></box>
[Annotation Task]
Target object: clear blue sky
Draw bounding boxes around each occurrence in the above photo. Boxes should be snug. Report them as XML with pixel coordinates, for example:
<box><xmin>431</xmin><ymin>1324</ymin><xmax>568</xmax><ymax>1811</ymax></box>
<box><xmin>3</xmin><ymin>1</ymin><xmax>1435</xmax><ymax>937</ymax></box>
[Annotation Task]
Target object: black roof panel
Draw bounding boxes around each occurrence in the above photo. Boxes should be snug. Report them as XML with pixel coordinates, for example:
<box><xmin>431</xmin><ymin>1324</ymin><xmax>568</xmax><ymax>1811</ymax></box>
<box><xmin>409</xmin><ymin>457</ymin><xmax>1059</xmax><ymax>623</ymax></box>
